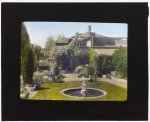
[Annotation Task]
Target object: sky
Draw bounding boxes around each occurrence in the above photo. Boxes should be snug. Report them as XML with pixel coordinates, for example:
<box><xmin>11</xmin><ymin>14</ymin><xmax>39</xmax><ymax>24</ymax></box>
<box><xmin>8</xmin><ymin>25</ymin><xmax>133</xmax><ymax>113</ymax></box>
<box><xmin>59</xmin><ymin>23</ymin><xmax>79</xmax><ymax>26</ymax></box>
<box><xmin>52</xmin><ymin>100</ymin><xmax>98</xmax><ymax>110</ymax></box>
<box><xmin>24</xmin><ymin>22</ymin><xmax>128</xmax><ymax>48</ymax></box>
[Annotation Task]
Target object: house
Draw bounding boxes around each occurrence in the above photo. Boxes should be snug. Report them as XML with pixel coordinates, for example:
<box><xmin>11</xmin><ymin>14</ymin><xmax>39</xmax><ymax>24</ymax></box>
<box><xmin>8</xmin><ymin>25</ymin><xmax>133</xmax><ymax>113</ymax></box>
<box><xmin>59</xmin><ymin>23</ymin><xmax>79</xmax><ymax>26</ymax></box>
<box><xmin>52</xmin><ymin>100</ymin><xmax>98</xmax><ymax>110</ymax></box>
<box><xmin>56</xmin><ymin>25</ymin><xmax>127</xmax><ymax>72</ymax></box>
<box><xmin>56</xmin><ymin>25</ymin><xmax>127</xmax><ymax>55</ymax></box>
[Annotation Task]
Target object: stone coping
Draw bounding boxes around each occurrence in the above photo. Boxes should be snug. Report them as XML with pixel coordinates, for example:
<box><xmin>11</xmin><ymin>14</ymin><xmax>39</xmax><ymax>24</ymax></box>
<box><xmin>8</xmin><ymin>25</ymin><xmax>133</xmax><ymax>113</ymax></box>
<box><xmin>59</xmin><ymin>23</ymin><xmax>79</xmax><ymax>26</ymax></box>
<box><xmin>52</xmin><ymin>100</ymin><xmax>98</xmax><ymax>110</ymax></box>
<box><xmin>61</xmin><ymin>87</ymin><xmax>107</xmax><ymax>99</ymax></box>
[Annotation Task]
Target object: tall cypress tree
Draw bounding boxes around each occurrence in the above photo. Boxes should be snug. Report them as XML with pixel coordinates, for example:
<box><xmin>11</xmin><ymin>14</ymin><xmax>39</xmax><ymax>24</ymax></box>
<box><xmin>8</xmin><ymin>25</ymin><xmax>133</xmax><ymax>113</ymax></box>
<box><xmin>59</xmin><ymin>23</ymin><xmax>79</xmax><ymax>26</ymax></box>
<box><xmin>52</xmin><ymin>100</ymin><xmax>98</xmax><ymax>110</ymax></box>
<box><xmin>23</xmin><ymin>45</ymin><xmax>34</xmax><ymax>84</ymax></box>
<box><xmin>21</xmin><ymin>23</ymin><xmax>30</xmax><ymax>76</ymax></box>
<box><xmin>21</xmin><ymin>23</ymin><xmax>34</xmax><ymax>84</ymax></box>
<box><xmin>21</xmin><ymin>23</ymin><xmax>30</xmax><ymax>56</ymax></box>
<box><xmin>88</xmin><ymin>48</ymin><xmax>97</xmax><ymax>81</ymax></box>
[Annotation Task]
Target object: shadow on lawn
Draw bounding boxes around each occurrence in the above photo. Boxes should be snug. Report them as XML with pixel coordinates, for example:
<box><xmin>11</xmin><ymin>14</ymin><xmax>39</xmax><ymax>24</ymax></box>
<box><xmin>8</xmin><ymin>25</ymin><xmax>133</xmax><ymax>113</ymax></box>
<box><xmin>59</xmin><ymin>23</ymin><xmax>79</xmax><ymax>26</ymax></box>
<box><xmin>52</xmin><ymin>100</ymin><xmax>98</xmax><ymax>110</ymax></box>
<box><xmin>39</xmin><ymin>88</ymin><xmax>50</xmax><ymax>90</ymax></box>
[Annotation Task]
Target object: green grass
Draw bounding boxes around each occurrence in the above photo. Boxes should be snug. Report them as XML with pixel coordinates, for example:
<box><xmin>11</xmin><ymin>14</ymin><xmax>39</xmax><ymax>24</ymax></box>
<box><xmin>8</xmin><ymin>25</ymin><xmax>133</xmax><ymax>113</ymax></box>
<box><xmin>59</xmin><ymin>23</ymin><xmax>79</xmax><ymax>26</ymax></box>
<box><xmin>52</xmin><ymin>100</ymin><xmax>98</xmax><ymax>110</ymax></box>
<box><xmin>32</xmin><ymin>81</ymin><xmax>127</xmax><ymax>101</ymax></box>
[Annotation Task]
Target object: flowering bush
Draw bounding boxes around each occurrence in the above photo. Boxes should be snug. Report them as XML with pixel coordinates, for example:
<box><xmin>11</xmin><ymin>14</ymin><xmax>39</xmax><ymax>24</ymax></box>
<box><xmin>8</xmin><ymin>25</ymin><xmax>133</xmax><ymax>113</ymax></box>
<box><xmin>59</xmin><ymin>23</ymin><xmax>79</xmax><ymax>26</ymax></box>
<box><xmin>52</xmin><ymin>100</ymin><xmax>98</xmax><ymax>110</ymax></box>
<box><xmin>74</xmin><ymin>65</ymin><xmax>83</xmax><ymax>75</ymax></box>
<box><xmin>38</xmin><ymin>60</ymin><xmax>49</xmax><ymax>69</ymax></box>
<box><xmin>33</xmin><ymin>71</ymin><xmax>52</xmax><ymax>89</ymax></box>
<box><xmin>74</xmin><ymin>65</ymin><xmax>89</xmax><ymax>78</ymax></box>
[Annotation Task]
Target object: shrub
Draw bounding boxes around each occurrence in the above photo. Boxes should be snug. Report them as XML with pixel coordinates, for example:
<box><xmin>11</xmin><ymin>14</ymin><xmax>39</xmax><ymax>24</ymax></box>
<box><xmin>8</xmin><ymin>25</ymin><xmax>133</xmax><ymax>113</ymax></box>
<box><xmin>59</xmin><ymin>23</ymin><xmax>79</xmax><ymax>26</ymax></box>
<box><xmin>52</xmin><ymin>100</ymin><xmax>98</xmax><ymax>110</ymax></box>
<box><xmin>82</xmin><ymin>68</ymin><xmax>89</xmax><ymax>78</ymax></box>
<box><xmin>51</xmin><ymin>74</ymin><xmax>64</xmax><ymax>83</ymax></box>
<box><xmin>74</xmin><ymin>65</ymin><xmax>83</xmax><ymax>74</ymax></box>
<box><xmin>33</xmin><ymin>71</ymin><xmax>51</xmax><ymax>90</ymax></box>
<box><xmin>38</xmin><ymin>60</ymin><xmax>49</xmax><ymax>69</ymax></box>
<box><xmin>74</xmin><ymin>65</ymin><xmax>89</xmax><ymax>78</ymax></box>
<box><xmin>112</xmin><ymin>47</ymin><xmax>127</xmax><ymax>79</ymax></box>
<box><xmin>23</xmin><ymin>45</ymin><xmax>34</xmax><ymax>84</ymax></box>
<box><xmin>51</xmin><ymin>67</ymin><xmax>64</xmax><ymax>82</ymax></box>
<box><xmin>53</xmin><ymin>66</ymin><xmax>60</xmax><ymax>76</ymax></box>
<box><xmin>56</xmin><ymin>74</ymin><xmax>64</xmax><ymax>83</ymax></box>
<box><xmin>87</xmin><ymin>65</ymin><xmax>95</xmax><ymax>76</ymax></box>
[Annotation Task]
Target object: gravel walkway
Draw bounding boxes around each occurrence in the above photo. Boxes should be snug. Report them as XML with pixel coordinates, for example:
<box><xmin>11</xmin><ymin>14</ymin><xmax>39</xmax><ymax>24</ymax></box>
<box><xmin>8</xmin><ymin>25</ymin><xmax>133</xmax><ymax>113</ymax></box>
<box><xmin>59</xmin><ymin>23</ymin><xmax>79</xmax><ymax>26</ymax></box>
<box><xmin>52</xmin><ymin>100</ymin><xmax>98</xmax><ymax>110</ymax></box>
<box><xmin>97</xmin><ymin>78</ymin><xmax>127</xmax><ymax>88</ymax></box>
<box><xmin>64</xmin><ymin>73</ymin><xmax>127</xmax><ymax>89</ymax></box>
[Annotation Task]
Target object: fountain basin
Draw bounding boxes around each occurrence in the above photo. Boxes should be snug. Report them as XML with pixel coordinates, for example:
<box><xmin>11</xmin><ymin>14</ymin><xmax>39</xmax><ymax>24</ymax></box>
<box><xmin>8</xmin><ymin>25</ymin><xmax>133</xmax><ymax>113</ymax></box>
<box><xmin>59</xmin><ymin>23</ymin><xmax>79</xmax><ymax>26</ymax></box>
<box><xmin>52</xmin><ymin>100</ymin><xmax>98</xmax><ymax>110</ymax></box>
<box><xmin>61</xmin><ymin>88</ymin><xmax>107</xmax><ymax>98</ymax></box>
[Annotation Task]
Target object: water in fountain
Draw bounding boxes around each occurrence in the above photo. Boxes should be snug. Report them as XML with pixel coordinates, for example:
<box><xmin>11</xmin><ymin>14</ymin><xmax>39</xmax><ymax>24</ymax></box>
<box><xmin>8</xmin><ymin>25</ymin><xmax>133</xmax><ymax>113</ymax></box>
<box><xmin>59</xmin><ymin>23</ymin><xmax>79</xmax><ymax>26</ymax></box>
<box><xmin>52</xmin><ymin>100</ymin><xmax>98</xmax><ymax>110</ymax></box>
<box><xmin>61</xmin><ymin>76</ymin><xmax>107</xmax><ymax>98</ymax></box>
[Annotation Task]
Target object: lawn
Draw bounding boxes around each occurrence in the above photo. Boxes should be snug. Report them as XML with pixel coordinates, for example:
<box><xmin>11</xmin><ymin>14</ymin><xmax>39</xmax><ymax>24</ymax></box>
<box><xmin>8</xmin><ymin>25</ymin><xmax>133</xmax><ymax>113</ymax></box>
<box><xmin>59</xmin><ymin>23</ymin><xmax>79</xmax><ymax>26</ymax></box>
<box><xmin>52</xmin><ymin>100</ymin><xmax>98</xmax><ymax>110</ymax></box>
<box><xmin>32</xmin><ymin>80</ymin><xmax>127</xmax><ymax>101</ymax></box>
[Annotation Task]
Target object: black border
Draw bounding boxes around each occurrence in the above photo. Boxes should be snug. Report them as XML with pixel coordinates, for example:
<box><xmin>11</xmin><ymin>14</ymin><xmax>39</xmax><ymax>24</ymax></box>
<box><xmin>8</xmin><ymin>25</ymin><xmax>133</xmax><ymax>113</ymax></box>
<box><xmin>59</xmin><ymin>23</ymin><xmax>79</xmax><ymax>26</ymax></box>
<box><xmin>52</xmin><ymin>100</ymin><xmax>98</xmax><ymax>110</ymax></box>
<box><xmin>2</xmin><ymin>3</ymin><xmax>148</xmax><ymax>121</ymax></box>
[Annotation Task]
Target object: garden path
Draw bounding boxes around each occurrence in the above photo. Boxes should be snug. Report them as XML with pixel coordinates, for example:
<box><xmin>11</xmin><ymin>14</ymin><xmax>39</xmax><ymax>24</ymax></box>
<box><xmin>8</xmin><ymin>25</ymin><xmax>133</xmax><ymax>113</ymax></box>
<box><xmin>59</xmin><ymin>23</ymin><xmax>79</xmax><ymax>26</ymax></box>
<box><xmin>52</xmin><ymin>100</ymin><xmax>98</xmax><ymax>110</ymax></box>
<box><xmin>64</xmin><ymin>73</ymin><xmax>127</xmax><ymax>89</ymax></box>
<box><xmin>97</xmin><ymin>78</ymin><xmax>127</xmax><ymax>88</ymax></box>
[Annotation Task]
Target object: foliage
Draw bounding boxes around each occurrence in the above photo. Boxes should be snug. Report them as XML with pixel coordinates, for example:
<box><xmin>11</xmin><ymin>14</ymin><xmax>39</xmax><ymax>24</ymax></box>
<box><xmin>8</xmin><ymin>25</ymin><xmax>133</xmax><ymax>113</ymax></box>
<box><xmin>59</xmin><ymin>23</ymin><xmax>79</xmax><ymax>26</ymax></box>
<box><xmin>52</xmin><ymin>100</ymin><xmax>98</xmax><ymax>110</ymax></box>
<box><xmin>33</xmin><ymin>44</ymin><xmax>42</xmax><ymax>70</ymax></box>
<box><xmin>87</xmin><ymin>65</ymin><xmax>95</xmax><ymax>76</ymax></box>
<box><xmin>59</xmin><ymin>46</ymin><xmax>68</xmax><ymax>55</ymax></box>
<box><xmin>74</xmin><ymin>47</ymin><xmax>82</xmax><ymax>56</ymax></box>
<box><xmin>56</xmin><ymin>34</ymin><xmax>65</xmax><ymax>42</ymax></box>
<box><xmin>88</xmin><ymin>48</ymin><xmax>97</xmax><ymax>81</ymax></box>
<box><xmin>61</xmin><ymin>37</ymin><xmax>82</xmax><ymax>56</ymax></box>
<box><xmin>33</xmin><ymin>44</ymin><xmax>41</xmax><ymax>61</ymax></box>
<box><xmin>23</xmin><ymin>45</ymin><xmax>35</xmax><ymax>84</ymax></box>
<box><xmin>52</xmin><ymin>74</ymin><xmax>64</xmax><ymax>83</ymax></box>
<box><xmin>53</xmin><ymin>66</ymin><xmax>60</xmax><ymax>76</ymax></box>
<box><xmin>21</xmin><ymin>23</ymin><xmax>30</xmax><ymax>76</ymax></box>
<box><xmin>40</xmin><ymin>50</ymin><xmax>50</xmax><ymax>60</ymax></box>
<box><xmin>78</xmin><ymin>67</ymin><xmax>88</xmax><ymax>78</ymax></box>
<box><xmin>45</xmin><ymin>36</ymin><xmax>55</xmax><ymax>51</ymax></box>
<box><xmin>33</xmin><ymin>44</ymin><xmax>41</xmax><ymax>59</ymax></box>
<box><xmin>50</xmin><ymin>66</ymin><xmax>64</xmax><ymax>83</ymax></box>
<box><xmin>21</xmin><ymin>23</ymin><xmax>30</xmax><ymax>56</ymax></box>
<box><xmin>99</xmin><ymin>56</ymin><xmax>112</xmax><ymax>74</ymax></box>
<box><xmin>74</xmin><ymin>65</ymin><xmax>83</xmax><ymax>74</ymax></box>
<box><xmin>112</xmin><ymin>47</ymin><xmax>127</xmax><ymax>79</ymax></box>
<box><xmin>89</xmin><ymin>48</ymin><xmax>96</xmax><ymax>66</ymax></box>
<box><xmin>45</xmin><ymin>37</ymin><xmax>58</xmax><ymax>69</ymax></box>
<box><xmin>38</xmin><ymin>60</ymin><xmax>49</xmax><ymax>69</ymax></box>
<box><xmin>74</xmin><ymin>65</ymin><xmax>89</xmax><ymax>78</ymax></box>
<box><xmin>101</xmin><ymin>56</ymin><xmax>107</xmax><ymax>68</ymax></box>
<box><xmin>75</xmin><ymin>63</ymin><xmax>97</xmax><ymax>79</ymax></box>
<box><xmin>21</xmin><ymin>23</ymin><xmax>35</xmax><ymax>85</ymax></box>
<box><xmin>33</xmin><ymin>71</ymin><xmax>52</xmax><ymax>90</ymax></box>
<box><xmin>93</xmin><ymin>55</ymin><xmax>113</xmax><ymax>75</ymax></box>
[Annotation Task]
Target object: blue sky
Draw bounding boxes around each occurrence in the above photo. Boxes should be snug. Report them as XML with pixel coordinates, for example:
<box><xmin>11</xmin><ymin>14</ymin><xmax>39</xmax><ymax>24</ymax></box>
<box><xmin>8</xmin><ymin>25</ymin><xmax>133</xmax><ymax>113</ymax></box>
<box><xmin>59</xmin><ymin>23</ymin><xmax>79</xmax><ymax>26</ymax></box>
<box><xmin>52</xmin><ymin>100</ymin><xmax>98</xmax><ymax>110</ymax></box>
<box><xmin>24</xmin><ymin>22</ymin><xmax>128</xmax><ymax>48</ymax></box>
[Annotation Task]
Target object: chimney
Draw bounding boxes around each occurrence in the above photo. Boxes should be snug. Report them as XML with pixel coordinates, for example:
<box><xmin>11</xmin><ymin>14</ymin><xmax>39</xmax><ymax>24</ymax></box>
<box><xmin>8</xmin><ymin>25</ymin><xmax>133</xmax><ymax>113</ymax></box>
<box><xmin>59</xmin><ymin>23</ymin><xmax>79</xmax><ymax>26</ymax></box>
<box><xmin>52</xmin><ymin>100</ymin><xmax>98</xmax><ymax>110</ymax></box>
<box><xmin>88</xmin><ymin>25</ymin><xmax>91</xmax><ymax>33</ymax></box>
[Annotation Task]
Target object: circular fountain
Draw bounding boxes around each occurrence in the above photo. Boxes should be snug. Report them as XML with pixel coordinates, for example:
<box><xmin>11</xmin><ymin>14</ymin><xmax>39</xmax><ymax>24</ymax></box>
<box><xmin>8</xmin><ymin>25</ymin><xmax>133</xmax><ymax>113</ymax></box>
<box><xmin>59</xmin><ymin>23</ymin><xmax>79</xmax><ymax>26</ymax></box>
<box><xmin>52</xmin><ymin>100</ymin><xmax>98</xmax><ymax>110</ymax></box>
<box><xmin>61</xmin><ymin>77</ymin><xmax>107</xmax><ymax>98</ymax></box>
<box><xmin>61</xmin><ymin>88</ymin><xmax>107</xmax><ymax>98</ymax></box>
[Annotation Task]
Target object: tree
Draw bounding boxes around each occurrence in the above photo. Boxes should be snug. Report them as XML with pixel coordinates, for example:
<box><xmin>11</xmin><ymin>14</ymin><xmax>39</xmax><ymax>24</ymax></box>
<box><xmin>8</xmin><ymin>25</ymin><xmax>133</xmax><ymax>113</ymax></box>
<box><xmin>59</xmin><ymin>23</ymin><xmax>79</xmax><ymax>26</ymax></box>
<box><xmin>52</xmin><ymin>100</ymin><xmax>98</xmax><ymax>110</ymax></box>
<box><xmin>88</xmin><ymin>48</ymin><xmax>97</xmax><ymax>81</ymax></box>
<box><xmin>56</xmin><ymin>34</ymin><xmax>65</xmax><ymax>42</ymax></box>
<box><xmin>21</xmin><ymin>23</ymin><xmax>35</xmax><ymax>85</ymax></box>
<box><xmin>33</xmin><ymin>44</ymin><xmax>41</xmax><ymax>60</ymax></box>
<box><xmin>45</xmin><ymin>37</ymin><xmax>58</xmax><ymax>70</ymax></box>
<box><xmin>21</xmin><ymin>23</ymin><xmax>30</xmax><ymax>77</ymax></box>
<box><xmin>37</xmin><ymin>60</ymin><xmax>49</xmax><ymax>70</ymax></box>
<box><xmin>87</xmin><ymin>65</ymin><xmax>95</xmax><ymax>76</ymax></box>
<box><xmin>21</xmin><ymin>23</ymin><xmax>30</xmax><ymax>75</ymax></box>
<box><xmin>53</xmin><ymin>66</ymin><xmax>60</xmax><ymax>76</ymax></box>
<box><xmin>74</xmin><ymin>65</ymin><xmax>89</xmax><ymax>78</ymax></box>
<box><xmin>23</xmin><ymin>45</ymin><xmax>35</xmax><ymax>84</ymax></box>
<box><xmin>45</xmin><ymin>36</ymin><xmax>54</xmax><ymax>51</ymax></box>
<box><xmin>33</xmin><ymin>44</ymin><xmax>42</xmax><ymax>70</ymax></box>
<box><xmin>112</xmin><ymin>47</ymin><xmax>127</xmax><ymax>79</ymax></box>
<box><xmin>21</xmin><ymin>23</ymin><xmax>30</xmax><ymax>56</ymax></box>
